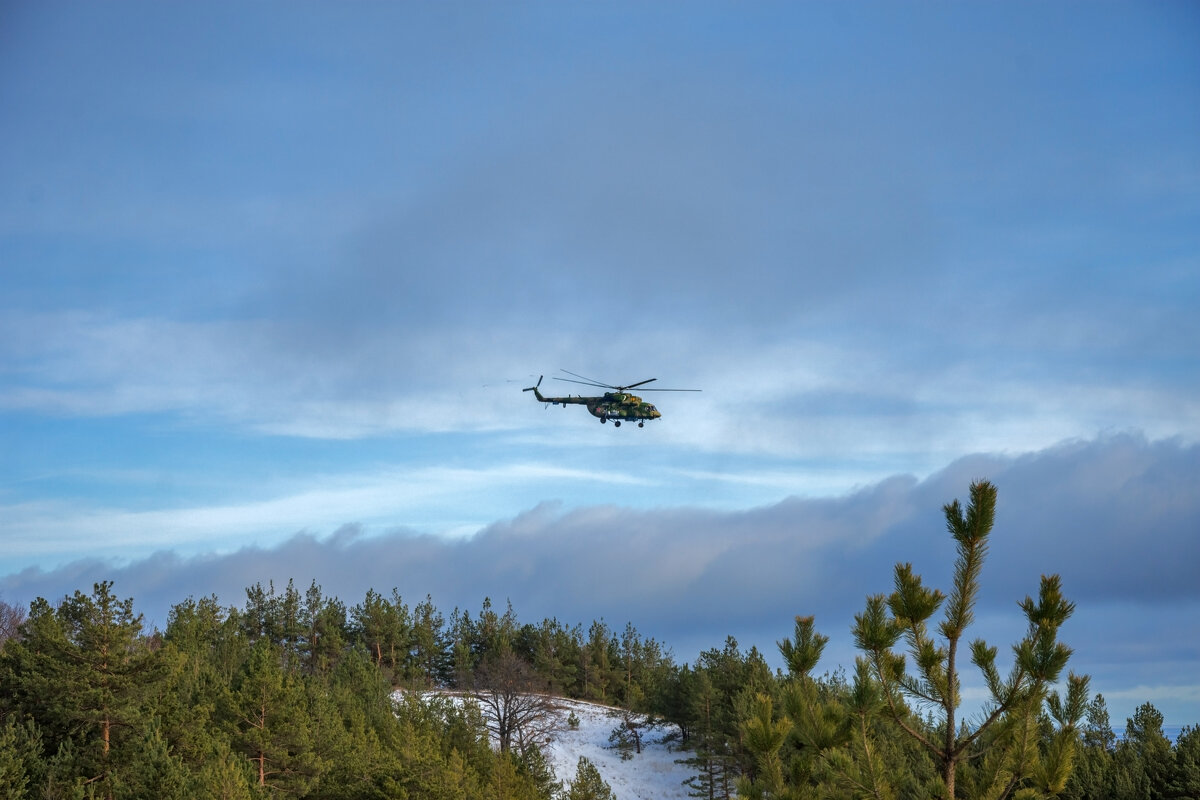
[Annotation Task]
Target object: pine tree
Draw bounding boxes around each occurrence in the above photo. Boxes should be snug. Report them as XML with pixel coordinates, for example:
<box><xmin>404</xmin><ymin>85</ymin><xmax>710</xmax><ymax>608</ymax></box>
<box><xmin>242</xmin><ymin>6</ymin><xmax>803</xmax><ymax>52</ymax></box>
<box><xmin>0</xmin><ymin>582</ymin><xmax>163</xmax><ymax>799</ymax></box>
<box><xmin>0</xmin><ymin>717</ymin><xmax>44</xmax><ymax>799</ymax></box>
<box><xmin>1120</xmin><ymin>702</ymin><xmax>1174</xmax><ymax>800</ymax></box>
<box><xmin>515</xmin><ymin>617</ymin><xmax>580</xmax><ymax>696</ymax></box>
<box><xmin>581</xmin><ymin>620</ymin><xmax>615</xmax><ymax>703</ymax></box>
<box><xmin>390</xmin><ymin>693</ymin><xmax>495</xmax><ymax>799</ymax></box>
<box><xmin>225</xmin><ymin>640</ymin><xmax>322</xmax><ymax>794</ymax></box>
<box><xmin>564</xmin><ymin>757</ymin><xmax>616</xmax><ymax>800</ymax></box>
<box><xmin>239</xmin><ymin>581</ymin><xmax>278</xmax><ymax>645</ymax></box>
<box><xmin>115</xmin><ymin>720</ymin><xmax>189</xmax><ymax>800</ymax></box>
<box><xmin>851</xmin><ymin>480</ymin><xmax>1086</xmax><ymax>800</ymax></box>
<box><xmin>775</xmin><ymin>617</ymin><xmax>932</xmax><ymax>798</ymax></box>
<box><xmin>735</xmin><ymin>693</ymin><xmax>792</xmax><ymax>799</ymax></box>
<box><xmin>351</xmin><ymin>588</ymin><xmax>400</xmax><ymax>672</ymax></box>
<box><xmin>475</xmin><ymin>597</ymin><xmax>519</xmax><ymax>659</ymax></box>
<box><xmin>517</xmin><ymin>743</ymin><xmax>562</xmax><ymax>799</ymax></box>
<box><xmin>276</xmin><ymin>578</ymin><xmax>305</xmax><ymax>669</ymax></box>
<box><xmin>190</xmin><ymin>738</ymin><xmax>255</xmax><ymax>800</ymax></box>
<box><xmin>301</xmin><ymin>580</ymin><xmax>347</xmax><ymax>677</ymax></box>
<box><xmin>304</xmin><ymin>653</ymin><xmax>397</xmax><ymax>800</ymax></box>
<box><xmin>1166</xmin><ymin>724</ymin><xmax>1200</xmax><ymax>799</ymax></box>
<box><xmin>1065</xmin><ymin>693</ymin><xmax>1118</xmax><ymax>799</ymax></box>
<box><xmin>770</xmin><ymin>482</ymin><xmax>1089</xmax><ymax>800</ymax></box>
<box><xmin>156</xmin><ymin>596</ymin><xmax>235</xmax><ymax>773</ymax></box>
<box><xmin>410</xmin><ymin>594</ymin><xmax>451</xmax><ymax>685</ymax></box>
<box><xmin>1082</xmin><ymin>693</ymin><xmax>1116</xmax><ymax>752</ymax></box>
<box><xmin>42</xmin><ymin>737</ymin><xmax>89</xmax><ymax>800</ymax></box>
<box><xmin>679</xmin><ymin>669</ymin><xmax>735</xmax><ymax>800</ymax></box>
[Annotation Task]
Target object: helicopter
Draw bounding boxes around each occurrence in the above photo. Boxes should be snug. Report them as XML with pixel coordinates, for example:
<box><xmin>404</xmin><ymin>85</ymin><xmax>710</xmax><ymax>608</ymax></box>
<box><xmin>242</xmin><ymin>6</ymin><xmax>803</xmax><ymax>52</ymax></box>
<box><xmin>524</xmin><ymin>370</ymin><xmax>700</xmax><ymax>427</ymax></box>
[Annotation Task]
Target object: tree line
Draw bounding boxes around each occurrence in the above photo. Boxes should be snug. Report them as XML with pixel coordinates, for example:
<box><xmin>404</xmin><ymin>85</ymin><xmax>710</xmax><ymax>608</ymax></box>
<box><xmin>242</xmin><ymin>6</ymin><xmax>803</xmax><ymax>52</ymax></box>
<box><xmin>1</xmin><ymin>480</ymin><xmax>1196</xmax><ymax>799</ymax></box>
<box><xmin>0</xmin><ymin>578</ymin><xmax>670</xmax><ymax>799</ymax></box>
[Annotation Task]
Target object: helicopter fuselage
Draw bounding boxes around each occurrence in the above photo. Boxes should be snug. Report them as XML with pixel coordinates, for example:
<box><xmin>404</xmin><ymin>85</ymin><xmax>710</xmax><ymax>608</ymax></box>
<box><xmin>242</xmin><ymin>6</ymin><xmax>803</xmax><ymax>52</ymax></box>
<box><xmin>524</xmin><ymin>372</ymin><xmax>697</xmax><ymax>427</ymax></box>
<box><xmin>528</xmin><ymin>385</ymin><xmax>661</xmax><ymax>426</ymax></box>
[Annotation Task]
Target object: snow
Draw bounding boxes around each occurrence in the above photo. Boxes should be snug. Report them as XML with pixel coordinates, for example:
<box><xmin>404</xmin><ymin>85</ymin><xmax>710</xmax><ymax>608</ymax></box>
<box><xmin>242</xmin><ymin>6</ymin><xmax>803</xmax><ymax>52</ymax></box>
<box><xmin>540</xmin><ymin>697</ymin><xmax>693</xmax><ymax>800</ymax></box>
<box><xmin>404</xmin><ymin>691</ymin><xmax>695</xmax><ymax>799</ymax></box>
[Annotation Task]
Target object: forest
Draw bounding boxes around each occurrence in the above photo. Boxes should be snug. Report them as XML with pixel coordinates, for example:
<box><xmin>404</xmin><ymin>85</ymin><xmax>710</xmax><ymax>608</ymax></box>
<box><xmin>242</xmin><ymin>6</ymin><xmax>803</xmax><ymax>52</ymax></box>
<box><xmin>1</xmin><ymin>481</ymin><xmax>1196</xmax><ymax>799</ymax></box>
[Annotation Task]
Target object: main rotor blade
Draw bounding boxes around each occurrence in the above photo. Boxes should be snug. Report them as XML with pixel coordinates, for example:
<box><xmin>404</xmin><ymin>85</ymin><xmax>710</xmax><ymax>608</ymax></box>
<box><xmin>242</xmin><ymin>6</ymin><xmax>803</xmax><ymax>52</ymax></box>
<box><xmin>553</xmin><ymin>369</ymin><xmax>700</xmax><ymax>392</ymax></box>
<box><xmin>554</xmin><ymin>376</ymin><xmax>611</xmax><ymax>389</ymax></box>
<box><xmin>557</xmin><ymin>369</ymin><xmax>614</xmax><ymax>388</ymax></box>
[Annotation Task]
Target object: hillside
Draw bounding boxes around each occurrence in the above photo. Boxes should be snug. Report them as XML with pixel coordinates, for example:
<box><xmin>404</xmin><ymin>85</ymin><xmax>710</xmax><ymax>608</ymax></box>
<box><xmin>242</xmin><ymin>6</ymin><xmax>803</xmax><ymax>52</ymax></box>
<box><xmin>542</xmin><ymin>698</ymin><xmax>692</xmax><ymax>800</ymax></box>
<box><xmin>414</xmin><ymin>692</ymin><xmax>694</xmax><ymax>799</ymax></box>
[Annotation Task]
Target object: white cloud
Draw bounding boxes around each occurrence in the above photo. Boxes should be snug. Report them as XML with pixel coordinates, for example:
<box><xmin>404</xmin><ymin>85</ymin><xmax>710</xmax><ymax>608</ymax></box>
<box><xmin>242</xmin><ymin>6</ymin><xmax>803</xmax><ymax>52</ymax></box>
<box><xmin>4</xmin><ymin>309</ymin><xmax>1196</xmax><ymax>478</ymax></box>
<box><xmin>0</xmin><ymin>461</ymin><xmax>651</xmax><ymax>565</ymax></box>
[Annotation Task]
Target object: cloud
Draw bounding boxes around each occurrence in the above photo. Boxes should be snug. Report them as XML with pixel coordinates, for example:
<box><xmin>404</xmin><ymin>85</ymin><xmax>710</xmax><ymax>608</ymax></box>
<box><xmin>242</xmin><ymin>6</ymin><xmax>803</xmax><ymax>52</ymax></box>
<box><xmin>5</xmin><ymin>308</ymin><xmax>1195</xmax><ymax>474</ymax></box>
<box><xmin>0</xmin><ymin>461</ymin><xmax>650</xmax><ymax>565</ymax></box>
<box><xmin>4</xmin><ymin>433</ymin><xmax>1197</xmax><ymax>723</ymax></box>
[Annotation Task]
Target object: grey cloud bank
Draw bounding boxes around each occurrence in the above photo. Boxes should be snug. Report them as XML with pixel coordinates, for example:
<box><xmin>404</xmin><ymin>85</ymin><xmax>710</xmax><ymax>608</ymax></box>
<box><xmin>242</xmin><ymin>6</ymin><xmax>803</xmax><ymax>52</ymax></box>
<box><xmin>4</xmin><ymin>432</ymin><xmax>1196</xmax><ymax>726</ymax></box>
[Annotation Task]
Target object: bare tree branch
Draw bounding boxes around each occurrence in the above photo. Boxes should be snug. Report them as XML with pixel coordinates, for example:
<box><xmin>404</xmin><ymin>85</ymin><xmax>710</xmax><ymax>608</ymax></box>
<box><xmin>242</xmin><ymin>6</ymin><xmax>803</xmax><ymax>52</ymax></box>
<box><xmin>471</xmin><ymin>650</ymin><xmax>563</xmax><ymax>756</ymax></box>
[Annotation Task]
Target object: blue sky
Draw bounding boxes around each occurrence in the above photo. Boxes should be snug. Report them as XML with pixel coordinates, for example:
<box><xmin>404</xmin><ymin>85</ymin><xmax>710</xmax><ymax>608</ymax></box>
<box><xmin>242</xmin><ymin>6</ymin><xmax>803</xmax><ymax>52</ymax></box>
<box><xmin>2</xmin><ymin>2</ymin><xmax>1198</xmax><ymax>727</ymax></box>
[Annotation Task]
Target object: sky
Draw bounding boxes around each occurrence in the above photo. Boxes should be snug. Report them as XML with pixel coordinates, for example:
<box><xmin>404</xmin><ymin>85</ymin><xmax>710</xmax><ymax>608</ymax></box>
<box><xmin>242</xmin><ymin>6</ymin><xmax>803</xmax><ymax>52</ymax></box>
<box><xmin>1</xmin><ymin>2</ymin><xmax>1198</xmax><ymax>728</ymax></box>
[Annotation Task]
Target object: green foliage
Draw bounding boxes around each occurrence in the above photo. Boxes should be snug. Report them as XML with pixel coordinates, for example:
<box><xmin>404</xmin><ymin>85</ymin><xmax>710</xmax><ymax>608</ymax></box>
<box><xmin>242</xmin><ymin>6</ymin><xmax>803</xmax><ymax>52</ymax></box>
<box><xmin>2</xmin><ymin>582</ymin><xmax>599</xmax><ymax>799</ymax></box>
<box><xmin>350</xmin><ymin>587</ymin><xmax>409</xmax><ymax>677</ymax></box>
<box><xmin>1168</xmin><ymin>724</ymin><xmax>1200</xmax><ymax>799</ymax></box>
<box><xmin>516</xmin><ymin>617</ymin><xmax>581</xmax><ymax>696</ymax></box>
<box><xmin>518</xmin><ymin>743</ymin><xmax>562</xmax><ymax>799</ymax></box>
<box><xmin>0</xmin><ymin>582</ymin><xmax>166</xmax><ymax>799</ymax></box>
<box><xmin>226</xmin><ymin>640</ymin><xmax>322</xmax><ymax>794</ymax></box>
<box><xmin>116</xmin><ymin>720</ymin><xmax>189</xmax><ymax>800</ymax></box>
<box><xmin>580</xmin><ymin>619</ymin><xmax>616</xmax><ymax>703</ymax></box>
<box><xmin>851</xmin><ymin>481</ymin><xmax>1084</xmax><ymax>799</ymax></box>
<box><xmin>0</xmin><ymin>717</ymin><xmax>44</xmax><ymax>798</ymax></box>
<box><xmin>1061</xmin><ymin>698</ymin><xmax>1200</xmax><ymax>800</ymax></box>
<box><xmin>779</xmin><ymin>615</ymin><xmax>828</xmax><ymax>679</ymax></box>
<box><xmin>564</xmin><ymin>757</ymin><xmax>616</xmax><ymax>800</ymax></box>
<box><xmin>0</xmin><ymin>532</ymin><xmax>1193</xmax><ymax>800</ymax></box>
<box><xmin>1121</xmin><ymin>702</ymin><xmax>1174</xmax><ymax>800</ymax></box>
<box><xmin>736</xmin><ymin>693</ymin><xmax>791</xmax><ymax>798</ymax></box>
<box><xmin>749</xmin><ymin>480</ymin><xmax>1099</xmax><ymax>800</ymax></box>
<box><xmin>670</xmin><ymin>638</ymin><xmax>775</xmax><ymax>798</ymax></box>
<box><xmin>609</xmin><ymin>710</ymin><xmax>652</xmax><ymax>761</ymax></box>
<box><xmin>189</xmin><ymin>738</ymin><xmax>256</xmax><ymax>800</ymax></box>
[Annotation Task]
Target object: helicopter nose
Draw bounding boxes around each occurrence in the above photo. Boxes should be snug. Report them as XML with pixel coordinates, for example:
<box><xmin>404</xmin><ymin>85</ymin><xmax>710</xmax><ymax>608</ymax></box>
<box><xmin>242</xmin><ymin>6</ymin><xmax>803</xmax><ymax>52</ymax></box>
<box><xmin>651</xmin><ymin>407</ymin><xmax>661</xmax><ymax>418</ymax></box>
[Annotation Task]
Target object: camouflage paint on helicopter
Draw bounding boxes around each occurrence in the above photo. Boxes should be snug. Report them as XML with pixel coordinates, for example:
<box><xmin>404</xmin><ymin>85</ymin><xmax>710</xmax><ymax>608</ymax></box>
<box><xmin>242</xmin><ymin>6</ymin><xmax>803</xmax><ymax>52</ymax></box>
<box><xmin>523</xmin><ymin>371</ymin><xmax>699</xmax><ymax>427</ymax></box>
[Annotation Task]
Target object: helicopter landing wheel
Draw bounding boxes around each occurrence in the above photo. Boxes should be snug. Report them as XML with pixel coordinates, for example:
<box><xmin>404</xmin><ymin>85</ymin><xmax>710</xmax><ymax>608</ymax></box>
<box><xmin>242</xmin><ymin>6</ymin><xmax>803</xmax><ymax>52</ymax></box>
<box><xmin>600</xmin><ymin>417</ymin><xmax>607</xmax><ymax>424</ymax></box>
<box><xmin>638</xmin><ymin>421</ymin><xmax>644</xmax><ymax>427</ymax></box>
<box><xmin>614</xmin><ymin>420</ymin><xmax>621</xmax><ymax>427</ymax></box>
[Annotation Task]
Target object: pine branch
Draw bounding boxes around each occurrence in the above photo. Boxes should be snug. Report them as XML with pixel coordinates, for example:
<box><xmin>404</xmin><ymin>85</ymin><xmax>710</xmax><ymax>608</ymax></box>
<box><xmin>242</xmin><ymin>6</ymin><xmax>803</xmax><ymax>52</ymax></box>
<box><xmin>867</xmin><ymin>647</ymin><xmax>941</xmax><ymax>757</ymax></box>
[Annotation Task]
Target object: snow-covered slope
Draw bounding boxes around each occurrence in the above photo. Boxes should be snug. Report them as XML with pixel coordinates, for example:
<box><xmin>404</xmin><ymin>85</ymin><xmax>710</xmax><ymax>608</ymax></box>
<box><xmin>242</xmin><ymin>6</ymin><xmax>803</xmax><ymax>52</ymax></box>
<box><xmin>541</xmin><ymin>698</ymin><xmax>692</xmax><ymax>799</ymax></box>
<box><xmin>406</xmin><ymin>691</ymin><xmax>695</xmax><ymax>799</ymax></box>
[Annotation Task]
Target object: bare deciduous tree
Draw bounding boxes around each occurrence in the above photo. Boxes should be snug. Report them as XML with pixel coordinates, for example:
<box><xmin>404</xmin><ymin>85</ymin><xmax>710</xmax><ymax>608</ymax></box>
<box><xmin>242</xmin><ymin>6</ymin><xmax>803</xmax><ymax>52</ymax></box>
<box><xmin>0</xmin><ymin>598</ymin><xmax>27</xmax><ymax>649</ymax></box>
<box><xmin>472</xmin><ymin>650</ymin><xmax>562</xmax><ymax>756</ymax></box>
